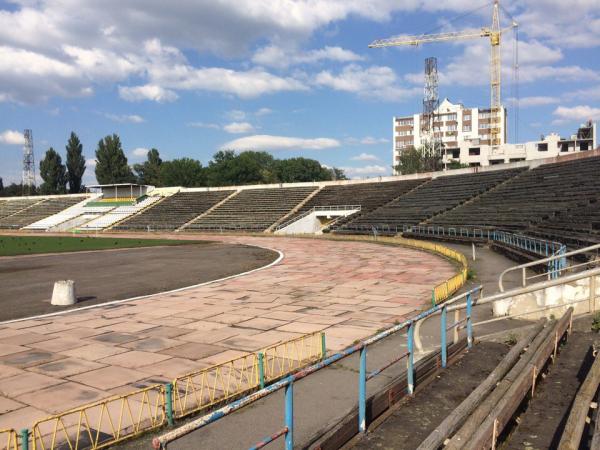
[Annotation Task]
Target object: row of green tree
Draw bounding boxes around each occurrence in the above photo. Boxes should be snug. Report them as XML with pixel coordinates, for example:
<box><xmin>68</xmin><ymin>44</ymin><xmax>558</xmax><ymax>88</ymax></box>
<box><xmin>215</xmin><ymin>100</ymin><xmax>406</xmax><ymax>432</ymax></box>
<box><xmin>0</xmin><ymin>133</ymin><xmax>346</xmax><ymax>196</ymax></box>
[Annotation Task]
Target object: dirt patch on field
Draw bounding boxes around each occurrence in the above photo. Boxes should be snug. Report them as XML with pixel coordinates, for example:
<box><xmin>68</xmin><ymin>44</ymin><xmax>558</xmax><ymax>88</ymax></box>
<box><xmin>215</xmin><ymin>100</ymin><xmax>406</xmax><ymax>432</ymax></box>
<box><xmin>0</xmin><ymin>242</ymin><xmax>278</xmax><ymax>321</ymax></box>
<box><xmin>352</xmin><ymin>341</ymin><xmax>510</xmax><ymax>449</ymax></box>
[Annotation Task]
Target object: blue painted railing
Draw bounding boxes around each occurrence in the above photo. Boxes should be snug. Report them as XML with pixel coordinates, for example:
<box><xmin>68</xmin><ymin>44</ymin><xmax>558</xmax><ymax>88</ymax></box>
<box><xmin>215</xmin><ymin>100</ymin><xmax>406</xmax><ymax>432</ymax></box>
<box><xmin>409</xmin><ymin>225</ymin><xmax>568</xmax><ymax>279</ymax></box>
<box><xmin>154</xmin><ymin>286</ymin><xmax>482</xmax><ymax>450</ymax></box>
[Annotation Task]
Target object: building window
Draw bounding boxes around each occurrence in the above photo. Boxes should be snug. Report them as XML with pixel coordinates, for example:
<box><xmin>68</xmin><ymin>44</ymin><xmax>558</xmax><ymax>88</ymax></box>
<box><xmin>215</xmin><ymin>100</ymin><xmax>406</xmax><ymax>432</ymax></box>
<box><xmin>581</xmin><ymin>142</ymin><xmax>590</xmax><ymax>151</ymax></box>
<box><xmin>446</xmin><ymin>113</ymin><xmax>457</xmax><ymax>121</ymax></box>
<box><xmin>396</xmin><ymin>119</ymin><xmax>413</xmax><ymax>126</ymax></box>
<box><xmin>463</xmin><ymin>125</ymin><xmax>471</xmax><ymax>132</ymax></box>
<box><xmin>451</xmin><ymin>149</ymin><xmax>460</xmax><ymax>158</ymax></box>
<box><xmin>469</xmin><ymin>147</ymin><xmax>481</xmax><ymax>156</ymax></box>
<box><xmin>447</xmin><ymin>124</ymin><xmax>457</xmax><ymax>131</ymax></box>
<box><xmin>538</xmin><ymin>143</ymin><xmax>548</xmax><ymax>152</ymax></box>
<box><xmin>479</xmin><ymin>123</ymin><xmax>491</xmax><ymax>129</ymax></box>
<box><xmin>463</xmin><ymin>115</ymin><xmax>471</xmax><ymax>121</ymax></box>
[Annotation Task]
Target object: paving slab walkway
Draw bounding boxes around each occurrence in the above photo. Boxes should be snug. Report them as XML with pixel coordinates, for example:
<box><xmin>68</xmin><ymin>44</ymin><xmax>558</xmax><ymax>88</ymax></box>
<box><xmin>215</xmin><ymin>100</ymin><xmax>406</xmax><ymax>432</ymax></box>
<box><xmin>0</xmin><ymin>234</ymin><xmax>455</xmax><ymax>433</ymax></box>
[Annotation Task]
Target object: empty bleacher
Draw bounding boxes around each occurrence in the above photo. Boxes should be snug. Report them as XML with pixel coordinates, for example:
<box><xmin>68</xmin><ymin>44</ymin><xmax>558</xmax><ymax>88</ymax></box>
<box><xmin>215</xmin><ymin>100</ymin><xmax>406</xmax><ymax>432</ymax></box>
<box><xmin>24</xmin><ymin>196</ymin><xmax>94</xmax><ymax>230</ymax></box>
<box><xmin>0</xmin><ymin>198</ymin><xmax>41</xmax><ymax>220</ymax></box>
<box><xmin>427</xmin><ymin>156</ymin><xmax>600</xmax><ymax>232</ymax></box>
<box><xmin>184</xmin><ymin>186</ymin><xmax>317</xmax><ymax>232</ymax></box>
<box><xmin>77</xmin><ymin>196</ymin><xmax>161</xmax><ymax>231</ymax></box>
<box><xmin>337</xmin><ymin>168</ymin><xmax>525</xmax><ymax>231</ymax></box>
<box><xmin>286</xmin><ymin>179</ymin><xmax>428</xmax><ymax>230</ymax></box>
<box><xmin>115</xmin><ymin>191</ymin><xmax>234</xmax><ymax>231</ymax></box>
<box><xmin>0</xmin><ymin>197</ymin><xmax>83</xmax><ymax>229</ymax></box>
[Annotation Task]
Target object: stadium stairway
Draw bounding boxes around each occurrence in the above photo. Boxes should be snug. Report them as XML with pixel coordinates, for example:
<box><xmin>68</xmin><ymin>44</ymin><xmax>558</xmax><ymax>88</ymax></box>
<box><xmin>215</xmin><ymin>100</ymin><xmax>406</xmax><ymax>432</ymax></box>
<box><xmin>266</xmin><ymin>186</ymin><xmax>324</xmax><ymax>232</ymax></box>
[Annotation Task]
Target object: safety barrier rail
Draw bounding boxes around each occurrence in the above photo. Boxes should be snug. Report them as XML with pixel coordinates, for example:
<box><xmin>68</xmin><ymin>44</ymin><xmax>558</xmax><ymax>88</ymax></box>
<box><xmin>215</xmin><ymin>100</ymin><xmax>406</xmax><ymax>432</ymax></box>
<box><xmin>0</xmin><ymin>429</ymin><xmax>18</xmax><ymax>450</ymax></box>
<box><xmin>275</xmin><ymin>205</ymin><xmax>361</xmax><ymax>231</ymax></box>
<box><xmin>499</xmin><ymin>242</ymin><xmax>600</xmax><ymax>292</ymax></box>
<box><xmin>409</xmin><ymin>225</ymin><xmax>568</xmax><ymax>279</ymax></box>
<box><xmin>172</xmin><ymin>331</ymin><xmax>324</xmax><ymax>419</ymax></box>
<box><xmin>152</xmin><ymin>286</ymin><xmax>482</xmax><ymax>449</ymax></box>
<box><xmin>31</xmin><ymin>384</ymin><xmax>166</xmax><ymax>450</ymax></box>
<box><xmin>4</xmin><ymin>332</ymin><xmax>323</xmax><ymax>450</ymax></box>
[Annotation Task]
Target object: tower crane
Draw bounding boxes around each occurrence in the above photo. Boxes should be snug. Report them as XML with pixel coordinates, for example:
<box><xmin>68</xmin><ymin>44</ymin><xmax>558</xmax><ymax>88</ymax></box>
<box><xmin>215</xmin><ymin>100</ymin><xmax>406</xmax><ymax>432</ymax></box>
<box><xmin>369</xmin><ymin>0</ymin><xmax>518</xmax><ymax>147</ymax></box>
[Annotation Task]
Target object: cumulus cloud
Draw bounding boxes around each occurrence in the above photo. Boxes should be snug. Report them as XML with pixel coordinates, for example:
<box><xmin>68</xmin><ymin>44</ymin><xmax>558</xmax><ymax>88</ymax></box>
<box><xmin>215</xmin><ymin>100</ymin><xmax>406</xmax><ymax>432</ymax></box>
<box><xmin>342</xmin><ymin>165</ymin><xmax>389</xmax><ymax>177</ymax></box>
<box><xmin>252</xmin><ymin>45</ymin><xmax>363</xmax><ymax>69</ymax></box>
<box><xmin>222</xmin><ymin>134</ymin><xmax>340</xmax><ymax>151</ymax></box>
<box><xmin>552</xmin><ymin>105</ymin><xmax>600</xmax><ymax>124</ymax></box>
<box><xmin>351</xmin><ymin>153</ymin><xmax>380</xmax><ymax>161</ymax></box>
<box><xmin>131</xmin><ymin>147</ymin><xmax>149</xmax><ymax>157</ymax></box>
<box><xmin>85</xmin><ymin>158</ymin><xmax>97</xmax><ymax>168</ymax></box>
<box><xmin>0</xmin><ymin>129</ymin><xmax>25</xmax><ymax>145</ymax></box>
<box><xmin>118</xmin><ymin>85</ymin><xmax>178</xmax><ymax>102</ymax></box>
<box><xmin>315</xmin><ymin>64</ymin><xmax>419</xmax><ymax>101</ymax></box>
<box><xmin>223</xmin><ymin>122</ymin><xmax>255</xmax><ymax>134</ymax></box>
<box><xmin>104</xmin><ymin>113</ymin><xmax>145</xmax><ymax>123</ymax></box>
<box><xmin>346</xmin><ymin>136</ymin><xmax>389</xmax><ymax>145</ymax></box>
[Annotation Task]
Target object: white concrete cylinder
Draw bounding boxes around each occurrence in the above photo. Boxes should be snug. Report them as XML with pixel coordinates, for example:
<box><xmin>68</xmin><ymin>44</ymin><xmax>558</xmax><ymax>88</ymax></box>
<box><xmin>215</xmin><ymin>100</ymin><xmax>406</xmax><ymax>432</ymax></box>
<box><xmin>51</xmin><ymin>280</ymin><xmax>76</xmax><ymax>306</ymax></box>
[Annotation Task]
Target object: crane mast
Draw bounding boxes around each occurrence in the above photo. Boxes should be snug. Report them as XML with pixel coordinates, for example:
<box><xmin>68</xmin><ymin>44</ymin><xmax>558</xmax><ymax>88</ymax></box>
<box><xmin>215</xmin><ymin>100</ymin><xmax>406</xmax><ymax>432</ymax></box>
<box><xmin>369</xmin><ymin>0</ymin><xmax>517</xmax><ymax>147</ymax></box>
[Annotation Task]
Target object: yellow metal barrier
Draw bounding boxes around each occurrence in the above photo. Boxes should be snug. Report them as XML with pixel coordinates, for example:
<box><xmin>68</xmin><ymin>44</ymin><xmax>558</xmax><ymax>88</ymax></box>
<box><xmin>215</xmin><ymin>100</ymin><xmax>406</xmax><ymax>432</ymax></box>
<box><xmin>31</xmin><ymin>385</ymin><xmax>166</xmax><ymax>450</ymax></box>
<box><xmin>262</xmin><ymin>331</ymin><xmax>324</xmax><ymax>382</ymax></box>
<box><xmin>0</xmin><ymin>429</ymin><xmax>18</xmax><ymax>450</ymax></box>
<box><xmin>173</xmin><ymin>332</ymin><xmax>324</xmax><ymax>419</ymax></box>
<box><xmin>172</xmin><ymin>352</ymin><xmax>259</xmax><ymax>419</ymax></box>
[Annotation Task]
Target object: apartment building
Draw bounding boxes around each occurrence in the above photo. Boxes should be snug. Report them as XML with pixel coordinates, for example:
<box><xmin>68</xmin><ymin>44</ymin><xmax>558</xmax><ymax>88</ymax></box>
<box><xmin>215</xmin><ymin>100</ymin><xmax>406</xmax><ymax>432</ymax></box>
<box><xmin>392</xmin><ymin>98</ymin><xmax>507</xmax><ymax>171</ymax></box>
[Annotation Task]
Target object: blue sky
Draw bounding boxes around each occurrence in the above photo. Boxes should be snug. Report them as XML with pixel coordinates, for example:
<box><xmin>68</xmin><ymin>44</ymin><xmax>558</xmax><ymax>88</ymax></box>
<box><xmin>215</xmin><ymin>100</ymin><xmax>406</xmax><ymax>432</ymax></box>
<box><xmin>1</xmin><ymin>0</ymin><xmax>599</xmax><ymax>185</ymax></box>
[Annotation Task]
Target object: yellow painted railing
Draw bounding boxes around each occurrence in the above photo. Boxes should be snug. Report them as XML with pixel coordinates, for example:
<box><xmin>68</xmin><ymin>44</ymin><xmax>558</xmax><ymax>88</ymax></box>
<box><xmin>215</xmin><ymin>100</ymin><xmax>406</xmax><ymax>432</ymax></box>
<box><xmin>172</xmin><ymin>352</ymin><xmax>260</xmax><ymax>418</ymax></box>
<box><xmin>172</xmin><ymin>331</ymin><xmax>324</xmax><ymax>419</ymax></box>
<box><xmin>0</xmin><ymin>429</ymin><xmax>18</xmax><ymax>450</ymax></box>
<box><xmin>31</xmin><ymin>385</ymin><xmax>166</xmax><ymax>450</ymax></box>
<box><xmin>263</xmin><ymin>331</ymin><xmax>324</xmax><ymax>382</ymax></box>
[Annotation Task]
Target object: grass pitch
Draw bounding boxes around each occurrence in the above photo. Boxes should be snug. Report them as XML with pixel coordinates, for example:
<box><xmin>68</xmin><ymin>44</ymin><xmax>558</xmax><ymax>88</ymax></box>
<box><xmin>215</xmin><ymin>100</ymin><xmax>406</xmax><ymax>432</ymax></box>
<box><xmin>0</xmin><ymin>235</ymin><xmax>205</xmax><ymax>256</ymax></box>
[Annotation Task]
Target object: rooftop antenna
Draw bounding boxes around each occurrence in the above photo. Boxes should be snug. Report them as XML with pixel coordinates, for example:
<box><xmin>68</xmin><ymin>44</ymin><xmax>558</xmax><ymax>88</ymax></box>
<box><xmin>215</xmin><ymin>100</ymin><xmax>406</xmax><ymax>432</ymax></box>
<box><xmin>22</xmin><ymin>129</ymin><xmax>36</xmax><ymax>195</ymax></box>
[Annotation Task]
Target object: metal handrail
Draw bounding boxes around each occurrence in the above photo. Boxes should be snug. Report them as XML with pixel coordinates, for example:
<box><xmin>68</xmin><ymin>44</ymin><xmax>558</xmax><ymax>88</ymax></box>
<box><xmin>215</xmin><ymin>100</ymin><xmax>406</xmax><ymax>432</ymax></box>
<box><xmin>499</xmin><ymin>243</ymin><xmax>600</xmax><ymax>292</ymax></box>
<box><xmin>275</xmin><ymin>205</ymin><xmax>361</xmax><ymax>231</ymax></box>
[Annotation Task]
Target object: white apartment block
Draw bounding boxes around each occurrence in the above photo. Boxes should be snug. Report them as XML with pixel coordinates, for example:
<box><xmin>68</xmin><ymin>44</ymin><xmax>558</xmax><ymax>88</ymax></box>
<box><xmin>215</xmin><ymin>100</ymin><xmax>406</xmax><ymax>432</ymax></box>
<box><xmin>392</xmin><ymin>98</ymin><xmax>507</xmax><ymax>172</ymax></box>
<box><xmin>392</xmin><ymin>98</ymin><xmax>597</xmax><ymax>172</ymax></box>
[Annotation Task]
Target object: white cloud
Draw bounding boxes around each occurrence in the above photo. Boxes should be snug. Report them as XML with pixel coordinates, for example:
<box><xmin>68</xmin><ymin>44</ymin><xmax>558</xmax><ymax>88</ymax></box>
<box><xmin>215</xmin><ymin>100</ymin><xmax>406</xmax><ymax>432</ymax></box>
<box><xmin>552</xmin><ymin>105</ymin><xmax>600</xmax><ymax>124</ymax></box>
<box><xmin>252</xmin><ymin>45</ymin><xmax>363</xmax><ymax>69</ymax></box>
<box><xmin>222</xmin><ymin>134</ymin><xmax>340</xmax><ymax>151</ymax></box>
<box><xmin>315</xmin><ymin>64</ymin><xmax>419</xmax><ymax>101</ymax></box>
<box><xmin>223</xmin><ymin>122</ymin><xmax>255</xmax><ymax>134</ymax></box>
<box><xmin>226</xmin><ymin>110</ymin><xmax>247</xmax><ymax>121</ymax></box>
<box><xmin>255</xmin><ymin>107</ymin><xmax>273</xmax><ymax>116</ymax></box>
<box><xmin>118</xmin><ymin>85</ymin><xmax>178</xmax><ymax>103</ymax></box>
<box><xmin>351</xmin><ymin>153</ymin><xmax>380</xmax><ymax>161</ymax></box>
<box><xmin>104</xmin><ymin>113</ymin><xmax>145</xmax><ymax>123</ymax></box>
<box><xmin>85</xmin><ymin>158</ymin><xmax>97</xmax><ymax>168</ymax></box>
<box><xmin>187</xmin><ymin>122</ymin><xmax>220</xmax><ymax>129</ymax></box>
<box><xmin>0</xmin><ymin>129</ymin><xmax>25</xmax><ymax>145</ymax></box>
<box><xmin>131</xmin><ymin>147</ymin><xmax>149</xmax><ymax>157</ymax></box>
<box><xmin>342</xmin><ymin>165</ymin><xmax>389</xmax><ymax>177</ymax></box>
<box><xmin>508</xmin><ymin>96</ymin><xmax>561</xmax><ymax>107</ymax></box>
<box><xmin>346</xmin><ymin>136</ymin><xmax>389</xmax><ymax>145</ymax></box>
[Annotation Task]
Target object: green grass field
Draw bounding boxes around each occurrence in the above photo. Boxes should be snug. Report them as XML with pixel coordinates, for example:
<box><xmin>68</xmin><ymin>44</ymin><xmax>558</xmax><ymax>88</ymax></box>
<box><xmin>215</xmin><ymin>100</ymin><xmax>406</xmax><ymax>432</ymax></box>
<box><xmin>0</xmin><ymin>235</ymin><xmax>205</xmax><ymax>256</ymax></box>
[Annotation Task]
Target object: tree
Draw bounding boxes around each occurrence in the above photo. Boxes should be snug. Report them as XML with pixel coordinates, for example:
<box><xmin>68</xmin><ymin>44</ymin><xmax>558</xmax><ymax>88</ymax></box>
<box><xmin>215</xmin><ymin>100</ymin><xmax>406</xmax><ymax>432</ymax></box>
<box><xmin>394</xmin><ymin>144</ymin><xmax>443</xmax><ymax>175</ymax></box>
<box><xmin>448</xmin><ymin>161</ymin><xmax>469</xmax><ymax>170</ymax></box>
<box><xmin>134</xmin><ymin>148</ymin><xmax>163</xmax><ymax>186</ymax></box>
<box><xmin>0</xmin><ymin>177</ymin><xmax>3</xmax><ymax>193</ymax></box>
<box><xmin>94</xmin><ymin>134</ymin><xmax>135</xmax><ymax>184</ymax></box>
<box><xmin>395</xmin><ymin>146</ymin><xmax>423</xmax><ymax>175</ymax></box>
<box><xmin>39</xmin><ymin>147</ymin><xmax>67</xmax><ymax>194</ymax></box>
<box><xmin>274</xmin><ymin>157</ymin><xmax>332</xmax><ymax>183</ymax></box>
<box><xmin>206</xmin><ymin>150</ymin><xmax>277</xmax><ymax>186</ymax></box>
<box><xmin>160</xmin><ymin>158</ymin><xmax>206</xmax><ymax>187</ymax></box>
<box><xmin>331</xmin><ymin>167</ymin><xmax>348</xmax><ymax>180</ymax></box>
<box><xmin>65</xmin><ymin>132</ymin><xmax>86</xmax><ymax>193</ymax></box>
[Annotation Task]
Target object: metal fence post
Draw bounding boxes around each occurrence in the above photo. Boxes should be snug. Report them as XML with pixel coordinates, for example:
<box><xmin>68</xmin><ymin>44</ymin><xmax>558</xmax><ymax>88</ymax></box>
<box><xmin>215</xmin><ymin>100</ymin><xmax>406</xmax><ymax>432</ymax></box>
<box><xmin>407</xmin><ymin>321</ymin><xmax>415</xmax><ymax>394</ymax></box>
<box><xmin>165</xmin><ymin>384</ymin><xmax>174</xmax><ymax>426</ymax></box>
<box><xmin>21</xmin><ymin>429</ymin><xmax>29</xmax><ymax>450</ymax></box>
<box><xmin>466</xmin><ymin>293</ymin><xmax>473</xmax><ymax>348</ymax></box>
<box><xmin>258</xmin><ymin>352</ymin><xmax>265</xmax><ymax>389</ymax></box>
<box><xmin>441</xmin><ymin>306</ymin><xmax>447</xmax><ymax>368</ymax></box>
<box><xmin>431</xmin><ymin>289</ymin><xmax>436</xmax><ymax>307</ymax></box>
<box><xmin>358</xmin><ymin>345</ymin><xmax>367</xmax><ymax>433</ymax></box>
<box><xmin>285</xmin><ymin>380</ymin><xmax>294</xmax><ymax>450</ymax></box>
<box><xmin>320</xmin><ymin>332</ymin><xmax>327</xmax><ymax>359</ymax></box>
